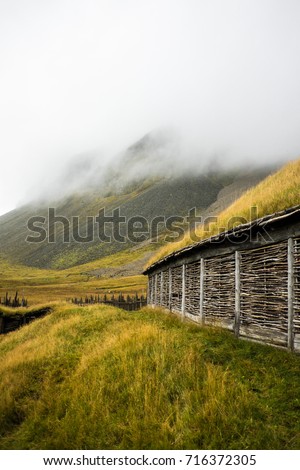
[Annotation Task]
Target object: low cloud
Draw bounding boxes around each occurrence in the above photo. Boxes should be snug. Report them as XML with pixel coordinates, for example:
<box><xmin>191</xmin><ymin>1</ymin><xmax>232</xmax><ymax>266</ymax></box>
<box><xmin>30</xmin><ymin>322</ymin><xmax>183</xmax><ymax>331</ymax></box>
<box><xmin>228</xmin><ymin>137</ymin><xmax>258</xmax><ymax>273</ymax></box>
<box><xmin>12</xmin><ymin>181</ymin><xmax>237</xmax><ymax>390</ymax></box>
<box><xmin>0</xmin><ymin>0</ymin><xmax>300</xmax><ymax>213</ymax></box>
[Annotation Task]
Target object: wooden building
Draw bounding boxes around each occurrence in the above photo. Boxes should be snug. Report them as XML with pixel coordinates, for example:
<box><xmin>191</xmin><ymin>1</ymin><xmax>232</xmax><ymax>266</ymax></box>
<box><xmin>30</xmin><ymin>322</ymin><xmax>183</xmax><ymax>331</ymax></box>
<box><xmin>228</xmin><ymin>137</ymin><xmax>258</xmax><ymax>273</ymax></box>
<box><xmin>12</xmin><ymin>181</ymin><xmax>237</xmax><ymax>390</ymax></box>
<box><xmin>143</xmin><ymin>205</ymin><xmax>300</xmax><ymax>352</ymax></box>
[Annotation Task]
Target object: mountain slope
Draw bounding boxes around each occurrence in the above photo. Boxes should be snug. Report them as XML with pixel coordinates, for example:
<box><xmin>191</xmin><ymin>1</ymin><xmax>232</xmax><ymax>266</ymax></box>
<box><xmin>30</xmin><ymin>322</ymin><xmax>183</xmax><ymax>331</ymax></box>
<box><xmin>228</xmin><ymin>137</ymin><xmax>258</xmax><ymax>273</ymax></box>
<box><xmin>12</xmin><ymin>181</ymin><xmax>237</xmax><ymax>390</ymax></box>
<box><xmin>148</xmin><ymin>157</ymin><xmax>300</xmax><ymax>266</ymax></box>
<box><xmin>0</xmin><ymin>170</ymin><xmax>272</xmax><ymax>270</ymax></box>
<box><xmin>0</xmin><ymin>176</ymin><xmax>218</xmax><ymax>267</ymax></box>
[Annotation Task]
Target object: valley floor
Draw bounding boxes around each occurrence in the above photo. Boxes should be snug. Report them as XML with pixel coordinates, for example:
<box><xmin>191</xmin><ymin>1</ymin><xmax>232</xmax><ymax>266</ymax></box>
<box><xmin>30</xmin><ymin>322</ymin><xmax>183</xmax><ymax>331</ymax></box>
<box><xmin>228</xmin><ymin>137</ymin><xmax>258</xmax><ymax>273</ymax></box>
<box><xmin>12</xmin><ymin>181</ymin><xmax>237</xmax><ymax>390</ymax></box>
<box><xmin>0</xmin><ymin>248</ymin><xmax>150</xmax><ymax>305</ymax></box>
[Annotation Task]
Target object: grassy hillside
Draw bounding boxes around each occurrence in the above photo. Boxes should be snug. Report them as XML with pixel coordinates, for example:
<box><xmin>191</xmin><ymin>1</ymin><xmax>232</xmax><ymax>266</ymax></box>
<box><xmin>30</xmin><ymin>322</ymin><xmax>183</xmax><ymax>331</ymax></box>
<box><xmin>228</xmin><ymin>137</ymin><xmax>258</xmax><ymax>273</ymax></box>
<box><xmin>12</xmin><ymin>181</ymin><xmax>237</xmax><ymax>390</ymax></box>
<box><xmin>0</xmin><ymin>246</ymin><xmax>150</xmax><ymax>305</ymax></box>
<box><xmin>148</xmin><ymin>158</ymin><xmax>300</xmax><ymax>266</ymax></box>
<box><xmin>0</xmin><ymin>304</ymin><xmax>299</xmax><ymax>450</ymax></box>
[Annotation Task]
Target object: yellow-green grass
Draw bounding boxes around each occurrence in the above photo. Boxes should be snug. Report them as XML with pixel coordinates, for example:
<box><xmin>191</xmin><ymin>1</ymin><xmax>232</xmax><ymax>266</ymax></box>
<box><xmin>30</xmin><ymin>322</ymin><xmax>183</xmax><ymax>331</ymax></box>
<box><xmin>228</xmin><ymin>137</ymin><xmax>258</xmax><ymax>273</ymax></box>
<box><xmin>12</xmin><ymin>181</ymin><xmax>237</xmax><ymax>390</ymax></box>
<box><xmin>63</xmin><ymin>244</ymin><xmax>154</xmax><ymax>274</ymax></box>
<box><xmin>0</xmin><ymin>245</ymin><xmax>151</xmax><ymax>305</ymax></box>
<box><xmin>0</xmin><ymin>245</ymin><xmax>151</xmax><ymax>283</ymax></box>
<box><xmin>0</xmin><ymin>302</ymin><xmax>56</xmax><ymax>318</ymax></box>
<box><xmin>0</xmin><ymin>275</ymin><xmax>146</xmax><ymax>305</ymax></box>
<box><xmin>147</xmin><ymin>158</ymin><xmax>300</xmax><ymax>267</ymax></box>
<box><xmin>0</xmin><ymin>304</ymin><xmax>299</xmax><ymax>450</ymax></box>
<box><xmin>51</xmin><ymin>242</ymin><xmax>155</xmax><ymax>271</ymax></box>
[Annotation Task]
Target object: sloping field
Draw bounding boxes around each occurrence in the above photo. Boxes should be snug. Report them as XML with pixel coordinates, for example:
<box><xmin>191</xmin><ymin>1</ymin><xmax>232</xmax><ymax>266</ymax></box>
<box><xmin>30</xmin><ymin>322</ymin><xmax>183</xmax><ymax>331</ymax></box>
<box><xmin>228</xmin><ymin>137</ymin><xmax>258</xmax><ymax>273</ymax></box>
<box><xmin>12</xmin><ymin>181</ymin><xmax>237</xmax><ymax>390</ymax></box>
<box><xmin>0</xmin><ymin>304</ymin><xmax>299</xmax><ymax>449</ymax></box>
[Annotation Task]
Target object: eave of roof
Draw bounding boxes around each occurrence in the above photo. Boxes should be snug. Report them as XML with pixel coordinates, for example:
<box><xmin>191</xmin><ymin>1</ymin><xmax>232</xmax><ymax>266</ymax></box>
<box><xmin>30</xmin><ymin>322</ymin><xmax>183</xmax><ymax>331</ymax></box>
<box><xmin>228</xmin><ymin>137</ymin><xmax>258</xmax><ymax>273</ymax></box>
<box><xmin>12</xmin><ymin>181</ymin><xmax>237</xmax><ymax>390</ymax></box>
<box><xmin>143</xmin><ymin>204</ymin><xmax>300</xmax><ymax>274</ymax></box>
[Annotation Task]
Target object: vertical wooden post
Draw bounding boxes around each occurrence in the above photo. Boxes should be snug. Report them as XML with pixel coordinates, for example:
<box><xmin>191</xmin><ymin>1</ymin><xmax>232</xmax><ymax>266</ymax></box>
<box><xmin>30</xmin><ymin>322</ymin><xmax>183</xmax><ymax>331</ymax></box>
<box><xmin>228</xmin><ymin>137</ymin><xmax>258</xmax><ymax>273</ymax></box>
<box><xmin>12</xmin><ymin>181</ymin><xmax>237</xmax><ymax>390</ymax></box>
<box><xmin>151</xmin><ymin>276</ymin><xmax>154</xmax><ymax>304</ymax></box>
<box><xmin>200</xmin><ymin>258</ymin><xmax>205</xmax><ymax>324</ymax></box>
<box><xmin>168</xmin><ymin>267</ymin><xmax>172</xmax><ymax>310</ymax></box>
<box><xmin>288</xmin><ymin>237</ymin><xmax>295</xmax><ymax>351</ymax></box>
<box><xmin>152</xmin><ymin>276</ymin><xmax>155</xmax><ymax>305</ymax></box>
<box><xmin>154</xmin><ymin>273</ymin><xmax>158</xmax><ymax>306</ymax></box>
<box><xmin>181</xmin><ymin>263</ymin><xmax>186</xmax><ymax>318</ymax></box>
<box><xmin>235</xmin><ymin>251</ymin><xmax>241</xmax><ymax>337</ymax></box>
<box><xmin>147</xmin><ymin>278</ymin><xmax>150</xmax><ymax>305</ymax></box>
<box><xmin>160</xmin><ymin>271</ymin><xmax>163</xmax><ymax>306</ymax></box>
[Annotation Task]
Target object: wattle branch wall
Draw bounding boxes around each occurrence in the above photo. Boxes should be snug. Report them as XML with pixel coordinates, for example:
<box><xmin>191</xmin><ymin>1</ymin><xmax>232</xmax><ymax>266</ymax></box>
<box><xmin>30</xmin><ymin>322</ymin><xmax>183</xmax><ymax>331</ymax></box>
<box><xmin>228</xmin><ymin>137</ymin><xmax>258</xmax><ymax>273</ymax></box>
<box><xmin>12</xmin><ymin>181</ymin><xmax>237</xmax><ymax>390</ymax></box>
<box><xmin>144</xmin><ymin>206</ymin><xmax>300</xmax><ymax>352</ymax></box>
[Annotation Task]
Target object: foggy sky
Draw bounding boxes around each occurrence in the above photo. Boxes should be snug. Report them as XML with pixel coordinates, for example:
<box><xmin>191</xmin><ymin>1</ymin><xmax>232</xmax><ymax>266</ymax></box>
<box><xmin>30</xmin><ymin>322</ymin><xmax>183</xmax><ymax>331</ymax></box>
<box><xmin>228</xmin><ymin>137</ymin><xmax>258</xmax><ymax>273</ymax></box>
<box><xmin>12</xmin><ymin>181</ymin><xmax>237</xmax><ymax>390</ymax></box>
<box><xmin>1</xmin><ymin>0</ymin><xmax>300</xmax><ymax>215</ymax></box>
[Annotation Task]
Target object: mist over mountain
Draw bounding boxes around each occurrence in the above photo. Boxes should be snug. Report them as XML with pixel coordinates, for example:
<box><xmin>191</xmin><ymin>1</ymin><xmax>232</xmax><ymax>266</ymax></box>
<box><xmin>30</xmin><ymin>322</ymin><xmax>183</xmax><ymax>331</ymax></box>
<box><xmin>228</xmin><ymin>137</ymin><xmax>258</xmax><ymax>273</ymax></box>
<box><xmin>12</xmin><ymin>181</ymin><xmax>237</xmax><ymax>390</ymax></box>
<box><xmin>0</xmin><ymin>130</ymin><xmax>277</xmax><ymax>270</ymax></box>
<box><xmin>23</xmin><ymin>128</ymin><xmax>285</xmax><ymax>207</ymax></box>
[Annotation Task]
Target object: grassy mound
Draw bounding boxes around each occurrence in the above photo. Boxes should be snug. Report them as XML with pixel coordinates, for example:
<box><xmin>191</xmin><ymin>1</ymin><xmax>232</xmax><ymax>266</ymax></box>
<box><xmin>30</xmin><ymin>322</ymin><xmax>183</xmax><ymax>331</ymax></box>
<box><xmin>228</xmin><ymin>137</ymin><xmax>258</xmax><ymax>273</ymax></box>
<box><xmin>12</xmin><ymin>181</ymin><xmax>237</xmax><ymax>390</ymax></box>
<box><xmin>147</xmin><ymin>158</ymin><xmax>300</xmax><ymax>266</ymax></box>
<box><xmin>0</xmin><ymin>304</ymin><xmax>299</xmax><ymax>449</ymax></box>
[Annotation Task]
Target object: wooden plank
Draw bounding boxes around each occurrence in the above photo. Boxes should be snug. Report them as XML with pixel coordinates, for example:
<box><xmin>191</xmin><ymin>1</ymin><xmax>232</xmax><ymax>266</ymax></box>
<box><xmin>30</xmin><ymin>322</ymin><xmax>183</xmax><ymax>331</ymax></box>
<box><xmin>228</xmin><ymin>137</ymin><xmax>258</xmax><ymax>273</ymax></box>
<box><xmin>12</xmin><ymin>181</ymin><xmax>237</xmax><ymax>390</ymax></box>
<box><xmin>235</xmin><ymin>251</ymin><xmax>241</xmax><ymax>337</ymax></box>
<box><xmin>151</xmin><ymin>275</ymin><xmax>154</xmax><ymax>304</ymax></box>
<box><xmin>147</xmin><ymin>278</ymin><xmax>150</xmax><ymax>304</ymax></box>
<box><xmin>181</xmin><ymin>263</ymin><xmax>186</xmax><ymax>318</ymax></box>
<box><xmin>200</xmin><ymin>258</ymin><xmax>204</xmax><ymax>324</ymax></box>
<box><xmin>168</xmin><ymin>267</ymin><xmax>172</xmax><ymax>310</ymax></box>
<box><xmin>160</xmin><ymin>271</ymin><xmax>163</xmax><ymax>306</ymax></box>
<box><xmin>288</xmin><ymin>237</ymin><xmax>295</xmax><ymax>351</ymax></box>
